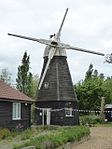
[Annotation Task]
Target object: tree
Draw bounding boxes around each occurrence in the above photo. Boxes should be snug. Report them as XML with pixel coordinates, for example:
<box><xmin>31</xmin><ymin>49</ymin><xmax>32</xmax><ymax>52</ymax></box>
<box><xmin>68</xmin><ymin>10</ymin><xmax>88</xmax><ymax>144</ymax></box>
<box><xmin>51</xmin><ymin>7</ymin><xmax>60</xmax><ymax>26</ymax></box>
<box><xmin>31</xmin><ymin>74</ymin><xmax>39</xmax><ymax>122</ymax></box>
<box><xmin>75</xmin><ymin>78</ymin><xmax>104</xmax><ymax>111</ymax></box>
<box><xmin>0</xmin><ymin>68</ymin><xmax>12</xmax><ymax>85</ymax></box>
<box><xmin>74</xmin><ymin>63</ymin><xmax>112</xmax><ymax>111</ymax></box>
<box><xmin>102</xmin><ymin>78</ymin><xmax>112</xmax><ymax>103</ymax></box>
<box><xmin>85</xmin><ymin>64</ymin><xmax>93</xmax><ymax>80</ymax></box>
<box><xmin>99</xmin><ymin>73</ymin><xmax>105</xmax><ymax>80</ymax></box>
<box><xmin>105</xmin><ymin>53</ymin><xmax>112</xmax><ymax>64</ymax></box>
<box><xmin>30</xmin><ymin>74</ymin><xmax>39</xmax><ymax>99</ymax></box>
<box><xmin>93</xmin><ymin>69</ymin><xmax>98</xmax><ymax>78</ymax></box>
<box><xmin>16</xmin><ymin>51</ymin><xmax>33</xmax><ymax>97</ymax></box>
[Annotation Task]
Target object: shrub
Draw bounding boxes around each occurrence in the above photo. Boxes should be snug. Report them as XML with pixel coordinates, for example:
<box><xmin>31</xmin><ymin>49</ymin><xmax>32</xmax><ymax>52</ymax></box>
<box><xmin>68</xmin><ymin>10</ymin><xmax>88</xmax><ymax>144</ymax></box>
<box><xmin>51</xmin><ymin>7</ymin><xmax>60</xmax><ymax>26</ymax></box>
<box><xmin>36</xmin><ymin>125</ymin><xmax>59</xmax><ymax>131</ymax></box>
<box><xmin>13</xmin><ymin>126</ymin><xmax>90</xmax><ymax>149</ymax></box>
<box><xmin>20</xmin><ymin>129</ymin><xmax>33</xmax><ymax>140</ymax></box>
<box><xmin>0</xmin><ymin>128</ymin><xmax>10</xmax><ymax>140</ymax></box>
<box><xmin>80</xmin><ymin>115</ymin><xmax>102</xmax><ymax>126</ymax></box>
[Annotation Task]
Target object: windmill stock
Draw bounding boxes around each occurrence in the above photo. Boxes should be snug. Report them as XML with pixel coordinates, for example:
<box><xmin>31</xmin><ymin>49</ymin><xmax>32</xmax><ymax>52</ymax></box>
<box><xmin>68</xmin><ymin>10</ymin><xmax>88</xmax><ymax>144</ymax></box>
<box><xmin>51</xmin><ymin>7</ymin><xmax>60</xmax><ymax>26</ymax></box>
<box><xmin>8</xmin><ymin>8</ymin><xmax>106</xmax><ymax>125</ymax></box>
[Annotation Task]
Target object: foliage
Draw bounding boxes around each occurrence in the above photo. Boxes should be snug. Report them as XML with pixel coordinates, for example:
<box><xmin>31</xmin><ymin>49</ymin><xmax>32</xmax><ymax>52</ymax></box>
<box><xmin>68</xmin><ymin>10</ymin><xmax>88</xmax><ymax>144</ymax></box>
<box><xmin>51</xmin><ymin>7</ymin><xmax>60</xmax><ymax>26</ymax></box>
<box><xmin>20</xmin><ymin>129</ymin><xmax>33</xmax><ymax>140</ymax></box>
<box><xmin>13</xmin><ymin>126</ymin><xmax>90</xmax><ymax>149</ymax></box>
<box><xmin>102</xmin><ymin>78</ymin><xmax>112</xmax><ymax>103</ymax></box>
<box><xmin>0</xmin><ymin>128</ymin><xmax>24</xmax><ymax>141</ymax></box>
<box><xmin>0</xmin><ymin>68</ymin><xmax>12</xmax><ymax>85</ymax></box>
<box><xmin>80</xmin><ymin>115</ymin><xmax>102</xmax><ymax>126</ymax></box>
<box><xmin>16</xmin><ymin>51</ymin><xmax>32</xmax><ymax>97</ymax></box>
<box><xmin>20</xmin><ymin>126</ymin><xmax>56</xmax><ymax>140</ymax></box>
<box><xmin>95</xmin><ymin>123</ymin><xmax>112</xmax><ymax>127</ymax></box>
<box><xmin>35</xmin><ymin>125</ymin><xmax>59</xmax><ymax>131</ymax></box>
<box><xmin>16</xmin><ymin>52</ymin><xmax>38</xmax><ymax>98</ymax></box>
<box><xmin>74</xmin><ymin>64</ymin><xmax>112</xmax><ymax>111</ymax></box>
<box><xmin>30</xmin><ymin>74</ymin><xmax>39</xmax><ymax>122</ymax></box>
<box><xmin>30</xmin><ymin>74</ymin><xmax>38</xmax><ymax>99</ymax></box>
<box><xmin>85</xmin><ymin>63</ymin><xmax>93</xmax><ymax>80</ymax></box>
<box><xmin>75</xmin><ymin>78</ymin><xmax>104</xmax><ymax>110</ymax></box>
<box><xmin>0</xmin><ymin>126</ymin><xmax>57</xmax><ymax>142</ymax></box>
<box><xmin>0</xmin><ymin>128</ymin><xmax>10</xmax><ymax>140</ymax></box>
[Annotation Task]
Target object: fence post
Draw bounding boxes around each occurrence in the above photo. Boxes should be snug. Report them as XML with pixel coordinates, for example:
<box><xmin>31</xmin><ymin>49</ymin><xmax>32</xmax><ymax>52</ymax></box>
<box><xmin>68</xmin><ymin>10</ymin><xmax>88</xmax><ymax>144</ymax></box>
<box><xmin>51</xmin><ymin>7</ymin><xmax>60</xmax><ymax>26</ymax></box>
<box><xmin>100</xmin><ymin>96</ymin><xmax>105</xmax><ymax>122</ymax></box>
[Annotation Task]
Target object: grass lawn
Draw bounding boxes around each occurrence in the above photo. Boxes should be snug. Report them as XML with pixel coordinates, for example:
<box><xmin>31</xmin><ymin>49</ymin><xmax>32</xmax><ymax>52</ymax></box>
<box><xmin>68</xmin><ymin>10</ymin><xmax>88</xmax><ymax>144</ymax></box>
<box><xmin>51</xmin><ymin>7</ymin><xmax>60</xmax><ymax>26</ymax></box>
<box><xmin>94</xmin><ymin>123</ymin><xmax>112</xmax><ymax>127</ymax></box>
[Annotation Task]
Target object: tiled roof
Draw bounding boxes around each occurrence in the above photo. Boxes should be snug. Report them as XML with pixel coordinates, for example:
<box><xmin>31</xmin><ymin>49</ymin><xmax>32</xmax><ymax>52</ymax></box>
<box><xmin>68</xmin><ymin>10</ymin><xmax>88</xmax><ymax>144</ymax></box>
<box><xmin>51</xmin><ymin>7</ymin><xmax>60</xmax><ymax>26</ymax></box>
<box><xmin>0</xmin><ymin>80</ymin><xmax>33</xmax><ymax>102</ymax></box>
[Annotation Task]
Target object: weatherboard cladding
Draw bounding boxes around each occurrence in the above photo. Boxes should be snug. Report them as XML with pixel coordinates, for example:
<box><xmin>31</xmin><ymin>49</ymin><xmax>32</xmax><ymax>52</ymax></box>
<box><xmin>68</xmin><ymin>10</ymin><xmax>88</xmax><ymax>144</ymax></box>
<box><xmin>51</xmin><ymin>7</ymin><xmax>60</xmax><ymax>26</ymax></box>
<box><xmin>0</xmin><ymin>80</ymin><xmax>33</xmax><ymax>102</ymax></box>
<box><xmin>37</xmin><ymin>56</ymin><xmax>77</xmax><ymax>101</ymax></box>
<box><xmin>0</xmin><ymin>101</ymin><xmax>31</xmax><ymax>130</ymax></box>
<box><xmin>35</xmin><ymin>101</ymin><xmax>79</xmax><ymax>125</ymax></box>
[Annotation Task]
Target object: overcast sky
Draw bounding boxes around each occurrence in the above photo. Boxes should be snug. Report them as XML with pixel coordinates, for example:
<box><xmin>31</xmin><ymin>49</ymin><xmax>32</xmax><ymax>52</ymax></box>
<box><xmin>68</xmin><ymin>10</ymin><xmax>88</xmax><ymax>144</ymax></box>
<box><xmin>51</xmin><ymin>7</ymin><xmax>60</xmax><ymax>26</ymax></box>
<box><xmin>0</xmin><ymin>0</ymin><xmax>112</xmax><ymax>84</ymax></box>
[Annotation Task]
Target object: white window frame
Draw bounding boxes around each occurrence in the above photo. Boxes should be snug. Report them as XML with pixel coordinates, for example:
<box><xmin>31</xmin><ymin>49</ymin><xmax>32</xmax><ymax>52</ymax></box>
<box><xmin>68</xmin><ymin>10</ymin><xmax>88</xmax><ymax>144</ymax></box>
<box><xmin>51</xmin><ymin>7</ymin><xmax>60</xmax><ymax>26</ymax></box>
<box><xmin>65</xmin><ymin>108</ymin><xmax>73</xmax><ymax>117</ymax></box>
<box><xmin>12</xmin><ymin>103</ymin><xmax>21</xmax><ymax>120</ymax></box>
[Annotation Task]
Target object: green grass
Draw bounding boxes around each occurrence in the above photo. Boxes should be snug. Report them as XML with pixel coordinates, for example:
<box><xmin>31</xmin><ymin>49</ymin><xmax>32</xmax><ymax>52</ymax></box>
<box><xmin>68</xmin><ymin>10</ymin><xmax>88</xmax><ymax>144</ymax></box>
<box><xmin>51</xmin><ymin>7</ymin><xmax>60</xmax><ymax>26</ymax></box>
<box><xmin>94</xmin><ymin>123</ymin><xmax>112</xmax><ymax>127</ymax></box>
<box><xmin>13</xmin><ymin>126</ymin><xmax>90</xmax><ymax>149</ymax></box>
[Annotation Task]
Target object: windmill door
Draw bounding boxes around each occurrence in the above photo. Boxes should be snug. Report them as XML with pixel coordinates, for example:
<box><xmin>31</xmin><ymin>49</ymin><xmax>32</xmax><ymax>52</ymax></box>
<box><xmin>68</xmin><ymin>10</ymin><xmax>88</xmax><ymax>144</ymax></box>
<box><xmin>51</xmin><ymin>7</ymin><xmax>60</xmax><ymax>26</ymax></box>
<box><xmin>42</xmin><ymin>108</ymin><xmax>51</xmax><ymax>125</ymax></box>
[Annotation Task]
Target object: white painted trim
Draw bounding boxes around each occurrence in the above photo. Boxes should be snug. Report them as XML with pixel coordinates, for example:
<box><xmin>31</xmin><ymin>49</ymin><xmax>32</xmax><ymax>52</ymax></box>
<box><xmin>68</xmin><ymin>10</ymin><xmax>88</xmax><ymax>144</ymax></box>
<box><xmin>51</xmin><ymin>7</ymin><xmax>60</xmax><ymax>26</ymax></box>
<box><xmin>12</xmin><ymin>103</ymin><xmax>21</xmax><ymax>120</ymax></box>
<box><xmin>42</xmin><ymin>108</ymin><xmax>51</xmax><ymax>125</ymax></box>
<box><xmin>47</xmin><ymin>108</ymin><xmax>51</xmax><ymax>125</ymax></box>
<box><xmin>65</xmin><ymin>108</ymin><xmax>73</xmax><ymax>117</ymax></box>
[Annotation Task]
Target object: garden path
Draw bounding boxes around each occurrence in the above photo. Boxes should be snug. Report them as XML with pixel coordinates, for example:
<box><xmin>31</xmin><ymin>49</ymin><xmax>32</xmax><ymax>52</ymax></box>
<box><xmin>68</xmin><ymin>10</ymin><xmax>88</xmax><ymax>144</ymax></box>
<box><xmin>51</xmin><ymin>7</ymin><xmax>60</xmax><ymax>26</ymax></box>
<box><xmin>67</xmin><ymin>127</ymin><xmax>112</xmax><ymax>149</ymax></box>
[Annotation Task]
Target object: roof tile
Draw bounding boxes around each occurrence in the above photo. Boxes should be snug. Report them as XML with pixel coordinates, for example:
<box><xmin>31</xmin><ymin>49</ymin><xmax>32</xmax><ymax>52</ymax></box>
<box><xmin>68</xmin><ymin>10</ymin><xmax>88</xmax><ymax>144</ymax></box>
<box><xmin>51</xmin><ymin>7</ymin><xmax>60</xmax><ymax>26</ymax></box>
<box><xmin>0</xmin><ymin>80</ymin><xmax>33</xmax><ymax>102</ymax></box>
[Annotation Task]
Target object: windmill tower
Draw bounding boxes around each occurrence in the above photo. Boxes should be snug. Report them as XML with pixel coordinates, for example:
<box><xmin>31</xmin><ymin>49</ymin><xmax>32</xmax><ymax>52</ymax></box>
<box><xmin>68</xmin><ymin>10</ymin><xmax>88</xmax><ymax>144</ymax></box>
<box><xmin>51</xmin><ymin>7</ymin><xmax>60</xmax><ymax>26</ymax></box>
<box><xmin>8</xmin><ymin>8</ymin><xmax>105</xmax><ymax>126</ymax></box>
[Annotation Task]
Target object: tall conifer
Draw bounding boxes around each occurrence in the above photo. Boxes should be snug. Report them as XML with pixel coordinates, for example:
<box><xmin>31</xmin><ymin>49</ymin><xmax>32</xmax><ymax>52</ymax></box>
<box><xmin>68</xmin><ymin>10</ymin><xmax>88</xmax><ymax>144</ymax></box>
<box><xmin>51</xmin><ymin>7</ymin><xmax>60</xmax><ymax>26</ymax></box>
<box><xmin>16</xmin><ymin>51</ymin><xmax>32</xmax><ymax>97</ymax></box>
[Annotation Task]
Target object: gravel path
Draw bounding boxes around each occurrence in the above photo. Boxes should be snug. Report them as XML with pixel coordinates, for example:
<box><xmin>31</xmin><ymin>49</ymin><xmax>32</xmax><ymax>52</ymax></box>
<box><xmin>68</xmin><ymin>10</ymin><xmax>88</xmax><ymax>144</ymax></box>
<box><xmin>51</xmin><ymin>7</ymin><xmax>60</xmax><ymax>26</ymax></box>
<box><xmin>68</xmin><ymin>127</ymin><xmax>112</xmax><ymax>149</ymax></box>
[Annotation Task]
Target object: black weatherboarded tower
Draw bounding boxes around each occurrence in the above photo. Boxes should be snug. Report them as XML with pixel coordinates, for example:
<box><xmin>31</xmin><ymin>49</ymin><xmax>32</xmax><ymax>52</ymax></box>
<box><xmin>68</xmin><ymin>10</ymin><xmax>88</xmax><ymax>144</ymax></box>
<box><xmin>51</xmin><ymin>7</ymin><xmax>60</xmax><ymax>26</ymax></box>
<box><xmin>35</xmin><ymin>54</ymin><xmax>79</xmax><ymax>125</ymax></box>
<box><xmin>8</xmin><ymin>8</ymin><xmax>105</xmax><ymax>125</ymax></box>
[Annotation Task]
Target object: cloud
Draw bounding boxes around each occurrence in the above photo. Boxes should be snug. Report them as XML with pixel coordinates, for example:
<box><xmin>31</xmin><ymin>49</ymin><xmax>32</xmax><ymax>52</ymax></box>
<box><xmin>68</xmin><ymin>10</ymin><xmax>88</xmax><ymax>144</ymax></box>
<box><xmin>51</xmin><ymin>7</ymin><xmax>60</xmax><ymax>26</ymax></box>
<box><xmin>0</xmin><ymin>0</ymin><xmax>112</xmax><ymax>84</ymax></box>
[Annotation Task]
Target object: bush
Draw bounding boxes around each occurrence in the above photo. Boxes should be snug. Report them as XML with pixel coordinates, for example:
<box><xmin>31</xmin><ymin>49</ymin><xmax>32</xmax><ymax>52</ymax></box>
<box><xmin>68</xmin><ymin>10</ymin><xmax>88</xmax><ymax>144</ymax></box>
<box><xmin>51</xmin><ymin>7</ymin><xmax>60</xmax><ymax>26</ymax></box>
<box><xmin>35</xmin><ymin>125</ymin><xmax>59</xmax><ymax>131</ymax></box>
<box><xmin>13</xmin><ymin>126</ymin><xmax>90</xmax><ymax>149</ymax></box>
<box><xmin>80</xmin><ymin>115</ymin><xmax>102</xmax><ymax>126</ymax></box>
<box><xmin>0</xmin><ymin>128</ymin><xmax>10</xmax><ymax>140</ymax></box>
<box><xmin>20</xmin><ymin>129</ymin><xmax>33</xmax><ymax>140</ymax></box>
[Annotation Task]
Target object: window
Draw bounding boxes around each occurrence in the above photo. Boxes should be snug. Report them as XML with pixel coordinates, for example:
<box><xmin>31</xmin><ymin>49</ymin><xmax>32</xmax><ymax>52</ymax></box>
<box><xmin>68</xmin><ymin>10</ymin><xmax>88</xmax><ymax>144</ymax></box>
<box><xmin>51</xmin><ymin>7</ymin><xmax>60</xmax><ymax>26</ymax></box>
<box><xmin>44</xmin><ymin>82</ymin><xmax>49</xmax><ymax>89</ymax></box>
<box><xmin>12</xmin><ymin>103</ymin><xmax>21</xmax><ymax>120</ymax></box>
<box><xmin>65</xmin><ymin>108</ymin><xmax>73</xmax><ymax>117</ymax></box>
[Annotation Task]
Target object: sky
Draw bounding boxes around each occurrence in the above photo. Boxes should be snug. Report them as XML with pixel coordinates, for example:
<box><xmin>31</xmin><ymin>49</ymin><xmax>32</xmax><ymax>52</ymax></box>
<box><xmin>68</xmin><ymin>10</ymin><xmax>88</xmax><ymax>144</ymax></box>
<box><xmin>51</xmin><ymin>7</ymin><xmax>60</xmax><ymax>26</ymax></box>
<box><xmin>0</xmin><ymin>0</ymin><xmax>112</xmax><ymax>84</ymax></box>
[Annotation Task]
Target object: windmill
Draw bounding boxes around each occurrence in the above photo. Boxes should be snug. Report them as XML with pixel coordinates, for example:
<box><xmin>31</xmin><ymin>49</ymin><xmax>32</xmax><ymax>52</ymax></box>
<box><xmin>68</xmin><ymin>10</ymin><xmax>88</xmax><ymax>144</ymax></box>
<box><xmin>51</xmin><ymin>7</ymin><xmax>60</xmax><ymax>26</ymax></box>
<box><xmin>8</xmin><ymin>8</ymin><xmax>105</xmax><ymax>126</ymax></box>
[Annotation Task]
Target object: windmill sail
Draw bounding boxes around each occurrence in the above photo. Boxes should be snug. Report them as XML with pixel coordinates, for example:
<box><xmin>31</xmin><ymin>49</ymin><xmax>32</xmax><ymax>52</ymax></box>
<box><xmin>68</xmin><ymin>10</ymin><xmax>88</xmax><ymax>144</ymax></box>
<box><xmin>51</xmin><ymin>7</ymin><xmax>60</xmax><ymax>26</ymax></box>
<box><xmin>38</xmin><ymin>47</ymin><xmax>57</xmax><ymax>90</ymax></box>
<box><xmin>55</xmin><ymin>8</ymin><xmax>68</xmax><ymax>40</ymax></box>
<box><xmin>59</xmin><ymin>43</ymin><xmax>105</xmax><ymax>56</ymax></box>
<box><xmin>8</xmin><ymin>8</ymin><xmax>107</xmax><ymax>126</ymax></box>
<box><xmin>8</xmin><ymin>33</ymin><xmax>52</xmax><ymax>46</ymax></box>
